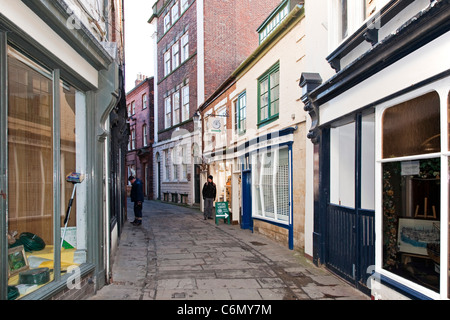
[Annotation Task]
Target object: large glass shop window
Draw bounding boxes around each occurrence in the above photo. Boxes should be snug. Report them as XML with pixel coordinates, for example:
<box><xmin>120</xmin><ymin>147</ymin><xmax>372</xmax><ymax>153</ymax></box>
<box><xmin>6</xmin><ymin>48</ymin><xmax>86</xmax><ymax>299</ymax></box>
<box><xmin>252</xmin><ymin>147</ymin><xmax>290</xmax><ymax>223</ymax></box>
<box><xmin>382</xmin><ymin>91</ymin><xmax>440</xmax><ymax>293</ymax></box>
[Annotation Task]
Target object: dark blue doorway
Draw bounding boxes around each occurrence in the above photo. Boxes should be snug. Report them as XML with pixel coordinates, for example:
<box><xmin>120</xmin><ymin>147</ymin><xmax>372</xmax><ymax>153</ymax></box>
<box><xmin>241</xmin><ymin>170</ymin><xmax>253</xmax><ymax>231</ymax></box>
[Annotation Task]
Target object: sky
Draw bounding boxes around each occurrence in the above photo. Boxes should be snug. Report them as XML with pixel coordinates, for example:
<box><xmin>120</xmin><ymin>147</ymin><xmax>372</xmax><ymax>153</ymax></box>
<box><xmin>123</xmin><ymin>0</ymin><xmax>157</xmax><ymax>92</ymax></box>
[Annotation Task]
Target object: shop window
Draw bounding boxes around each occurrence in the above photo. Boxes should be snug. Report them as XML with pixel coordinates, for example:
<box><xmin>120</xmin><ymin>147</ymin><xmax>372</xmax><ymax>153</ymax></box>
<box><xmin>252</xmin><ymin>147</ymin><xmax>290</xmax><ymax>223</ymax></box>
<box><xmin>330</xmin><ymin>122</ymin><xmax>356</xmax><ymax>207</ymax></box>
<box><xmin>381</xmin><ymin>92</ymin><xmax>441</xmax><ymax>294</ymax></box>
<box><xmin>8</xmin><ymin>55</ymin><xmax>55</xmax><ymax>294</ymax></box>
<box><xmin>382</xmin><ymin>159</ymin><xmax>440</xmax><ymax>292</ymax></box>
<box><xmin>382</xmin><ymin>91</ymin><xmax>440</xmax><ymax>158</ymax></box>
<box><xmin>7</xmin><ymin>48</ymin><xmax>86</xmax><ymax>299</ymax></box>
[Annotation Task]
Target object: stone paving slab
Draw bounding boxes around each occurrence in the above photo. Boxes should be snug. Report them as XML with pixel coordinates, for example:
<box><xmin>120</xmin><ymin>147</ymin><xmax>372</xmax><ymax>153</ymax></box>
<box><xmin>90</xmin><ymin>200</ymin><xmax>369</xmax><ymax>301</ymax></box>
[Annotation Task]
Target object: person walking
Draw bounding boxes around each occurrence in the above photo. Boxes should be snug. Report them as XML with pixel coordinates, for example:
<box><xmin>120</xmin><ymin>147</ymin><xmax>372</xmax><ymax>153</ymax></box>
<box><xmin>202</xmin><ymin>175</ymin><xmax>216</xmax><ymax>220</ymax></box>
<box><xmin>129</xmin><ymin>175</ymin><xmax>144</xmax><ymax>226</ymax></box>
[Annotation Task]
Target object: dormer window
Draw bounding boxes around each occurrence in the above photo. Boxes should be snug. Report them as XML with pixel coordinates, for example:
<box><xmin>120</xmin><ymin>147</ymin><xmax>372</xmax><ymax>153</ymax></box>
<box><xmin>257</xmin><ymin>0</ymin><xmax>290</xmax><ymax>44</ymax></box>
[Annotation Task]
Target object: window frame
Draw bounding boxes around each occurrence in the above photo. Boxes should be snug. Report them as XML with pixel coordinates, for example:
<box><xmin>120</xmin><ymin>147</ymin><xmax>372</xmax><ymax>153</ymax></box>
<box><xmin>173</xmin><ymin>89</ymin><xmax>180</xmax><ymax>126</ymax></box>
<box><xmin>237</xmin><ymin>91</ymin><xmax>247</xmax><ymax>135</ymax></box>
<box><xmin>143</xmin><ymin>124</ymin><xmax>148</xmax><ymax>147</ymax></box>
<box><xmin>374</xmin><ymin>86</ymin><xmax>450</xmax><ymax>300</ymax></box>
<box><xmin>172</xmin><ymin>41</ymin><xmax>180</xmax><ymax>71</ymax></box>
<box><xmin>180</xmin><ymin>33</ymin><xmax>189</xmax><ymax>63</ymax></box>
<box><xmin>165</xmin><ymin>96</ymin><xmax>172</xmax><ymax>129</ymax></box>
<box><xmin>164</xmin><ymin>50</ymin><xmax>171</xmax><ymax>77</ymax></box>
<box><xmin>163</xmin><ymin>13</ymin><xmax>171</xmax><ymax>33</ymax></box>
<box><xmin>258</xmin><ymin>63</ymin><xmax>280</xmax><ymax>127</ymax></box>
<box><xmin>251</xmin><ymin>145</ymin><xmax>292</xmax><ymax>225</ymax></box>
<box><xmin>171</xmin><ymin>2</ymin><xmax>180</xmax><ymax>23</ymax></box>
<box><xmin>181</xmin><ymin>85</ymin><xmax>189</xmax><ymax>122</ymax></box>
<box><xmin>142</xmin><ymin>93</ymin><xmax>147</xmax><ymax>110</ymax></box>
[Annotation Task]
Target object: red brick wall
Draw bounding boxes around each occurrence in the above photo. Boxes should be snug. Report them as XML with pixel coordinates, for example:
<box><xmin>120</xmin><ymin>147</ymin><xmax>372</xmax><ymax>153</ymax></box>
<box><xmin>126</xmin><ymin>78</ymin><xmax>155</xmax><ymax>198</ymax></box>
<box><xmin>155</xmin><ymin>0</ymin><xmax>281</xmax><ymax>143</ymax></box>
<box><xmin>156</xmin><ymin>0</ymin><xmax>198</xmax><ymax>142</ymax></box>
<box><xmin>203</xmin><ymin>0</ymin><xmax>281</xmax><ymax>99</ymax></box>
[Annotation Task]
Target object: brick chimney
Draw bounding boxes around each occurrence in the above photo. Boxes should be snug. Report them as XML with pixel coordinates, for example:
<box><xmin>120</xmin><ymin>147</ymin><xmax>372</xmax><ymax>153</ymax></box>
<box><xmin>135</xmin><ymin>73</ymin><xmax>147</xmax><ymax>87</ymax></box>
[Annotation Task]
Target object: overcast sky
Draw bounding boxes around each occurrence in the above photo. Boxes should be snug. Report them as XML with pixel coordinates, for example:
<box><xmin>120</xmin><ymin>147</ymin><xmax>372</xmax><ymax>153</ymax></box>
<box><xmin>124</xmin><ymin>0</ymin><xmax>157</xmax><ymax>92</ymax></box>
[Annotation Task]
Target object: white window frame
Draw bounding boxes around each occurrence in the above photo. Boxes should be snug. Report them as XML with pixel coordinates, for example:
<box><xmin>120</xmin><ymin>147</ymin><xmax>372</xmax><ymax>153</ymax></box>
<box><xmin>164</xmin><ymin>13</ymin><xmax>171</xmax><ymax>33</ymax></box>
<box><xmin>164</xmin><ymin>150</ymin><xmax>170</xmax><ymax>181</ymax></box>
<box><xmin>164</xmin><ymin>50</ymin><xmax>171</xmax><ymax>76</ymax></box>
<box><xmin>172</xmin><ymin>2</ymin><xmax>179</xmax><ymax>22</ymax></box>
<box><xmin>173</xmin><ymin>90</ymin><xmax>180</xmax><ymax>126</ymax></box>
<box><xmin>165</xmin><ymin>96</ymin><xmax>172</xmax><ymax>129</ymax></box>
<box><xmin>180</xmin><ymin>33</ymin><xmax>189</xmax><ymax>63</ymax></box>
<box><xmin>374</xmin><ymin>83</ymin><xmax>450</xmax><ymax>300</ymax></box>
<box><xmin>182</xmin><ymin>85</ymin><xmax>190</xmax><ymax>122</ymax></box>
<box><xmin>142</xmin><ymin>93</ymin><xmax>148</xmax><ymax>109</ymax></box>
<box><xmin>251</xmin><ymin>146</ymin><xmax>291</xmax><ymax>225</ymax></box>
<box><xmin>181</xmin><ymin>145</ymin><xmax>188</xmax><ymax>180</ymax></box>
<box><xmin>172</xmin><ymin>41</ymin><xmax>180</xmax><ymax>70</ymax></box>
<box><xmin>143</xmin><ymin>124</ymin><xmax>148</xmax><ymax>147</ymax></box>
<box><xmin>181</xmin><ymin>0</ymin><xmax>189</xmax><ymax>12</ymax></box>
<box><xmin>329</xmin><ymin>0</ymin><xmax>382</xmax><ymax>50</ymax></box>
<box><xmin>172</xmin><ymin>147</ymin><xmax>179</xmax><ymax>181</ymax></box>
<box><xmin>131</xmin><ymin>129</ymin><xmax>136</xmax><ymax>150</ymax></box>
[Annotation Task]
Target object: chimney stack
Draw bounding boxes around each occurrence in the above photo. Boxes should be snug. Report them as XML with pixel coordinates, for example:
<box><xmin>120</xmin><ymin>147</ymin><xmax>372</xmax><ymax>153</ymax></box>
<box><xmin>135</xmin><ymin>73</ymin><xmax>147</xmax><ymax>87</ymax></box>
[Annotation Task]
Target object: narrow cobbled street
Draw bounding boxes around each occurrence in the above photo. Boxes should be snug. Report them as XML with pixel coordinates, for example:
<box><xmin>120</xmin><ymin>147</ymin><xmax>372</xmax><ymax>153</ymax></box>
<box><xmin>90</xmin><ymin>200</ymin><xmax>369</xmax><ymax>301</ymax></box>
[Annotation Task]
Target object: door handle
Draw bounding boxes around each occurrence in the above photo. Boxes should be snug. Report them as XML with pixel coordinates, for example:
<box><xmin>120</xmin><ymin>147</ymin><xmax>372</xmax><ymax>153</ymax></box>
<box><xmin>0</xmin><ymin>190</ymin><xmax>6</xmax><ymax>200</ymax></box>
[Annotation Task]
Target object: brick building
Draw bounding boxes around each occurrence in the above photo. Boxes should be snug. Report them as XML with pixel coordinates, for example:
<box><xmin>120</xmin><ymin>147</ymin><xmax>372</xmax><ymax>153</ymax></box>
<box><xmin>148</xmin><ymin>0</ymin><xmax>282</xmax><ymax>206</ymax></box>
<box><xmin>126</xmin><ymin>75</ymin><xmax>155</xmax><ymax>199</ymax></box>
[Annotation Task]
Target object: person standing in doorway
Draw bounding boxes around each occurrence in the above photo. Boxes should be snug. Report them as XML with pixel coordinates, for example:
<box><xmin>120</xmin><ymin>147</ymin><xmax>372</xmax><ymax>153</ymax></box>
<box><xmin>202</xmin><ymin>175</ymin><xmax>217</xmax><ymax>220</ymax></box>
<box><xmin>129</xmin><ymin>176</ymin><xmax>144</xmax><ymax>226</ymax></box>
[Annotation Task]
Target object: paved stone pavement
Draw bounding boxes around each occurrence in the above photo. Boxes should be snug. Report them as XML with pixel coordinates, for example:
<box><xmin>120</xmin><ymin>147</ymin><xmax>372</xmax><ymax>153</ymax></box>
<box><xmin>89</xmin><ymin>200</ymin><xmax>369</xmax><ymax>301</ymax></box>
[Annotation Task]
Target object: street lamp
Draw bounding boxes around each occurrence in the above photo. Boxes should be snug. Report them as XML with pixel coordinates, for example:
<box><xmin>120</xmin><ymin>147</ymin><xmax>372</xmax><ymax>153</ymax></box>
<box><xmin>192</xmin><ymin>111</ymin><xmax>200</xmax><ymax>124</ymax></box>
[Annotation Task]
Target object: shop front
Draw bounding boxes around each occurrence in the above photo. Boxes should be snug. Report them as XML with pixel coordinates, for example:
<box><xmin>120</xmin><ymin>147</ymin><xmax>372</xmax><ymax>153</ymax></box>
<box><xmin>0</xmin><ymin>1</ymin><xmax>122</xmax><ymax>300</ymax></box>
<box><xmin>301</xmin><ymin>0</ymin><xmax>450</xmax><ymax>299</ymax></box>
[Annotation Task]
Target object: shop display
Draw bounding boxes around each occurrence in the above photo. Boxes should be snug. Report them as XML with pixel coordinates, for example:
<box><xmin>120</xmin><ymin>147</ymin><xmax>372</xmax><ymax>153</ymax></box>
<box><xmin>19</xmin><ymin>268</ymin><xmax>50</xmax><ymax>286</ymax></box>
<box><xmin>383</xmin><ymin>158</ymin><xmax>441</xmax><ymax>292</ymax></box>
<box><xmin>7</xmin><ymin>286</ymin><xmax>19</xmax><ymax>301</ymax></box>
<box><xmin>19</xmin><ymin>233</ymin><xmax>46</xmax><ymax>252</ymax></box>
<box><xmin>7</xmin><ymin>245</ymin><xmax>29</xmax><ymax>277</ymax></box>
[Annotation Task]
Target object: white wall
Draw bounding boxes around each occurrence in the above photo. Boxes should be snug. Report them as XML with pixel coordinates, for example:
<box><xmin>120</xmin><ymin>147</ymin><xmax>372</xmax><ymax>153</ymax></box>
<box><xmin>1</xmin><ymin>0</ymin><xmax>99</xmax><ymax>88</ymax></box>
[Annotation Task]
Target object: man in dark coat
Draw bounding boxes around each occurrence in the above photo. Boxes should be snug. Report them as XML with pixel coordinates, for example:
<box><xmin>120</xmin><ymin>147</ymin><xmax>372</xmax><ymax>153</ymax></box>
<box><xmin>202</xmin><ymin>175</ymin><xmax>216</xmax><ymax>220</ymax></box>
<box><xmin>129</xmin><ymin>176</ymin><xmax>144</xmax><ymax>226</ymax></box>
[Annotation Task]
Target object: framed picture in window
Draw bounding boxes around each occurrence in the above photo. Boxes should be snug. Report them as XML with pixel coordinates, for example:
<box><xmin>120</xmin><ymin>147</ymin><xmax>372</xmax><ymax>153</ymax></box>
<box><xmin>397</xmin><ymin>218</ymin><xmax>440</xmax><ymax>256</ymax></box>
<box><xmin>8</xmin><ymin>245</ymin><xmax>29</xmax><ymax>277</ymax></box>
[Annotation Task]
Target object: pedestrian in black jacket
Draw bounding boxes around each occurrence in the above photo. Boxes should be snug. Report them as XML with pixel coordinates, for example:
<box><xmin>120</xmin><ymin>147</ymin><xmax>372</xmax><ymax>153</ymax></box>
<box><xmin>202</xmin><ymin>175</ymin><xmax>216</xmax><ymax>220</ymax></box>
<box><xmin>129</xmin><ymin>176</ymin><xmax>144</xmax><ymax>226</ymax></box>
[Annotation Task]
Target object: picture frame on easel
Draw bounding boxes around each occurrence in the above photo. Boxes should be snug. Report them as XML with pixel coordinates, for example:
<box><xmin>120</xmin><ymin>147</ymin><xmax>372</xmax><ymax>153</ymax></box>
<box><xmin>7</xmin><ymin>245</ymin><xmax>29</xmax><ymax>277</ymax></box>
